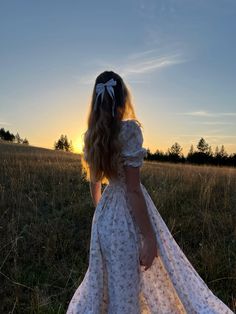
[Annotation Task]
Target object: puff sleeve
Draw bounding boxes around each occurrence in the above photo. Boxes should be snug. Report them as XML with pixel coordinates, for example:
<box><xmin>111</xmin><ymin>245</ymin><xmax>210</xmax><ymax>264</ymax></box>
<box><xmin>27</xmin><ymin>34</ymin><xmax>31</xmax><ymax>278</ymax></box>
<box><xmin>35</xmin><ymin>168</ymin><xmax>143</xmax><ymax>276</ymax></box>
<box><xmin>120</xmin><ymin>120</ymin><xmax>147</xmax><ymax>167</ymax></box>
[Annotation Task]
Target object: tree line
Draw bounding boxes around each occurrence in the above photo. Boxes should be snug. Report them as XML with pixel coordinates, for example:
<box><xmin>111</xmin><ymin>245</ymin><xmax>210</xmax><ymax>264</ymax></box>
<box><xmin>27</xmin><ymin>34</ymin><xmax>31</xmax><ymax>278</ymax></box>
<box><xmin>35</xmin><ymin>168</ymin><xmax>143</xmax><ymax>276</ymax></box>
<box><xmin>0</xmin><ymin>128</ymin><xmax>74</xmax><ymax>152</ymax></box>
<box><xmin>1</xmin><ymin>127</ymin><xmax>235</xmax><ymax>167</ymax></box>
<box><xmin>0</xmin><ymin>128</ymin><xmax>29</xmax><ymax>144</ymax></box>
<box><xmin>145</xmin><ymin>137</ymin><xmax>236</xmax><ymax>167</ymax></box>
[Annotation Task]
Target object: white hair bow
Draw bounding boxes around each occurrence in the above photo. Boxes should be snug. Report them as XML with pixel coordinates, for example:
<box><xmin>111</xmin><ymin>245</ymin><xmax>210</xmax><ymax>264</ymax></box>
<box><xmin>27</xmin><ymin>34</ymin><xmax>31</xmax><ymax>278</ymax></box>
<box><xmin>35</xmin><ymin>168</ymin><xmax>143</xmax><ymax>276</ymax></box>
<box><xmin>94</xmin><ymin>78</ymin><xmax>117</xmax><ymax>117</ymax></box>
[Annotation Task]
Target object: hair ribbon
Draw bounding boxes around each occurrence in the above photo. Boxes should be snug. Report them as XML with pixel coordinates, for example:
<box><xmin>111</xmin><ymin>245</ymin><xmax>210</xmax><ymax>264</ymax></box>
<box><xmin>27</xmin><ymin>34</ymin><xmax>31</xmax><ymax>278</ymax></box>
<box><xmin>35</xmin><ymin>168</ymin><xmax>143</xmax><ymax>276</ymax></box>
<box><xmin>94</xmin><ymin>78</ymin><xmax>117</xmax><ymax>117</ymax></box>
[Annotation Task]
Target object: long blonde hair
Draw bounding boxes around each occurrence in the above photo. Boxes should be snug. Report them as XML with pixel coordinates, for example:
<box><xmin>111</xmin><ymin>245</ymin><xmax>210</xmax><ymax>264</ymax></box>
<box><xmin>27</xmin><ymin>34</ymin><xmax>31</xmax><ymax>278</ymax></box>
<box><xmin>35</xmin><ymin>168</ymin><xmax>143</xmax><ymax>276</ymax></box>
<box><xmin>81</xmin><ymin>70</ymin><xmax>141</xmax><ymax>184</ymax></box>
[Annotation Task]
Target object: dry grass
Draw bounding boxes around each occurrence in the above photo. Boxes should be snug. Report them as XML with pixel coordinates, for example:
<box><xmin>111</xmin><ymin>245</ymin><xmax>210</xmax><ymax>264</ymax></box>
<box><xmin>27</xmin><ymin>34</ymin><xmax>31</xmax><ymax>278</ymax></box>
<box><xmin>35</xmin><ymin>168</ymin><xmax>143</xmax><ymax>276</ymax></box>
<box><xmin>0</xmin><ymin>142</ymin><xmax>235</xmax><ymax>313</ymax></box>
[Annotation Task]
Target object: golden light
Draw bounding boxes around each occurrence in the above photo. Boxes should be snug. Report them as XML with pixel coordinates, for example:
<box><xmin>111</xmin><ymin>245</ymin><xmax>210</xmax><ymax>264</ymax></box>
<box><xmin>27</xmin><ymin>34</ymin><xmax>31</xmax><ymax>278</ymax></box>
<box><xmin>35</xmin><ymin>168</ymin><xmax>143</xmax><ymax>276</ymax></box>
<box><xmin>74</xmin><ymin>136</ymin><xmax>83</xmax><ymax>153</ymax></box>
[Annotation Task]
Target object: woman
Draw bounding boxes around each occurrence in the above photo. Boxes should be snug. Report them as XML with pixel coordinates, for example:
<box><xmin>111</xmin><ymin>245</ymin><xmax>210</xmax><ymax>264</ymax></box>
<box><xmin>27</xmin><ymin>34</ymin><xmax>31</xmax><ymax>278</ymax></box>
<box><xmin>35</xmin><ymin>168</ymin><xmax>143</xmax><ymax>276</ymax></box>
<box><xmin>67</xmin><ymin>71</ymin><xmax>234</xmax><ymax>313</ymax></box>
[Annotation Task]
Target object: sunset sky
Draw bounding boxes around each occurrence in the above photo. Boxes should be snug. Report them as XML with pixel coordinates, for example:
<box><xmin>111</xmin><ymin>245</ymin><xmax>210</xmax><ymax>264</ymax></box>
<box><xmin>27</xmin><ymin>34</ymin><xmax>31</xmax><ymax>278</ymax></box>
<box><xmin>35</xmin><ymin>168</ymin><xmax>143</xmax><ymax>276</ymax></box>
<box><xmin>1</xmin><ymin>0</ymin><xmax>236</xmax><ymax>155</ymax></box>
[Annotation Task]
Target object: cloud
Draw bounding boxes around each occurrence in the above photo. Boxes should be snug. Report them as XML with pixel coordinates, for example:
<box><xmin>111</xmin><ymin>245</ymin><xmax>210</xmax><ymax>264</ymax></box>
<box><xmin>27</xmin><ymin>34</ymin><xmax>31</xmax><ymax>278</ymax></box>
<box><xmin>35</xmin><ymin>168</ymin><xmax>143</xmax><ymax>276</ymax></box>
<box><xmin>77</xmin><ymin>49</ymin><xmax>187</xmax><ymax>84</ymax></box>
<box><xmin>0</xmin><ymin>121</ymin><xmax>11</xmax><ymax>126</ymax></box>
<box><xmin>177</xmin><ymin>111</ymin><xmax>236</xmax><ymax>117</ymax></box>
<box><xmin>121</xmin><ymin>53</ymin><xmax>185</xmax><ymax>77</ymax></box>
<box><xmin>191</xmin><ymin>121</ymin><xmax>234</xmax><ymax>125</ymax></box>
<box><xmin>177</xmin><ymin>134</ymin><xmax>236</xmax><ymax>139</ymax></box>
<box><xmin>127</xmin><ymin>49</ymin><xmax>159</xmax><ymax>60</ymax></box>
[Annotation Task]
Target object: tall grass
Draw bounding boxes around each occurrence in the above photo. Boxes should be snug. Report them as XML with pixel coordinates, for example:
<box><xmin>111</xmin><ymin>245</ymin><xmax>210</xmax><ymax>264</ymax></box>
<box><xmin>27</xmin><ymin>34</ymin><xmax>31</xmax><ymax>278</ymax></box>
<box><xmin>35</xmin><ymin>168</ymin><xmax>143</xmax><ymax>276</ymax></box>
<box><xmin>0</xmin><ymin>142</ymin><xmax>235</xmax><ymax>313</ymax></box>
<box><xmin>142</xmin><ymin>162</ymin><xmax>236</xmax><ymax>311</ymax></box>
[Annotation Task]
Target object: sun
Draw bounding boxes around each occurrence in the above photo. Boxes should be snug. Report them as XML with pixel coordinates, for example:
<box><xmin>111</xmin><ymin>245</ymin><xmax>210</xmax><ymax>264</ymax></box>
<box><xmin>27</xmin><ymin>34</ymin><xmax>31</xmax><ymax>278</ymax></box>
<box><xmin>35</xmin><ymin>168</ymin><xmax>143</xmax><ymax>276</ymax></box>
<box><xmin>74</xmin><ymin>137</ymin><xmax>83</xmax><ymax>154</ymax></box>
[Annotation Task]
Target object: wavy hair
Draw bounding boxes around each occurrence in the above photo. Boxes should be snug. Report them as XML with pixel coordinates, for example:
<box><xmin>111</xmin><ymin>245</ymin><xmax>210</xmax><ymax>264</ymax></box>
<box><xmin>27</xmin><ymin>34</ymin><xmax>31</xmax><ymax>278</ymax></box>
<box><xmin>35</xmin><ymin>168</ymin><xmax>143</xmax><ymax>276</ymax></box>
<box><xmin>81</xmin><ymin>70</ymin><xmax>141</xmax><ymax>184</ymax></box>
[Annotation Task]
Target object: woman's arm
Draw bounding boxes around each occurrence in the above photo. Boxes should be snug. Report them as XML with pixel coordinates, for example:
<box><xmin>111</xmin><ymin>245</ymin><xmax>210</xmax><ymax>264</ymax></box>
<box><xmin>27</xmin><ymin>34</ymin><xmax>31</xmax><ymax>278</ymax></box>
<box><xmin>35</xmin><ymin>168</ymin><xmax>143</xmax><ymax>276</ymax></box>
<box><xmin>124</xmin><ymin>165</ymin><xmax>155</xmax><ymax>238</ymax></box>
<box><xmin>89</xmin><ymin>180</ymin><xmax>101</xmax><ymax>207</ymax></box>
<box><xmin>124</xmin><ymin>165</ymin><xmax>158</xmax><ymax>270</ymax></box>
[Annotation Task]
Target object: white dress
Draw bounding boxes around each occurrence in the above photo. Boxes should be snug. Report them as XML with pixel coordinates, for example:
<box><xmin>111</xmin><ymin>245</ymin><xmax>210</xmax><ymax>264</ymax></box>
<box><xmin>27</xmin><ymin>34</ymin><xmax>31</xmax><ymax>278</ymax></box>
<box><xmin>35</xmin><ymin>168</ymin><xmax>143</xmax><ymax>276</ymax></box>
<box><xmin>66</xmin><ymin>119</ymin><xmax>234</xmax><ymax>314</ymax></box>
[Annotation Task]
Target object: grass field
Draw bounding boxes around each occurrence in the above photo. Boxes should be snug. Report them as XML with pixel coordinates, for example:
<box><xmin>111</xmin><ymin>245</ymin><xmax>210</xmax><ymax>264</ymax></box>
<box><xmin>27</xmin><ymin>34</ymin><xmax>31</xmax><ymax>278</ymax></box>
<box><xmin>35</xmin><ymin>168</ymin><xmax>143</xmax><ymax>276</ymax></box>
<box><xmin>0</xmin><ymin>141</ymin><xmax>235</xmax><ymax>313</ymax></box>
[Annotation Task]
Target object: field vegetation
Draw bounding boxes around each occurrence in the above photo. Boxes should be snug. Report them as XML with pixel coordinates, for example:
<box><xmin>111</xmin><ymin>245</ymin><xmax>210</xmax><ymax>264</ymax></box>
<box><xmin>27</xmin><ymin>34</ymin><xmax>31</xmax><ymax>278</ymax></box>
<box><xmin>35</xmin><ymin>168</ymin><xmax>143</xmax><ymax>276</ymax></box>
<box><xmin>0</xmin><ymin>142</ymin><xmax>235</xmax><ymax>313</ymax></box>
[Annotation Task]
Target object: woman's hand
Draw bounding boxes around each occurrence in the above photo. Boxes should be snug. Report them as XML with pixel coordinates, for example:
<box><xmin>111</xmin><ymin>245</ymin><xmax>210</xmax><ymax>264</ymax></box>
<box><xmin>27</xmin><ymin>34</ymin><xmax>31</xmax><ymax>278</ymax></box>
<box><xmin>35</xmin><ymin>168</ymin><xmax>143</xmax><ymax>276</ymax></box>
<box><xmin>139</xmin><ymin>232</ymin><xmax>159</xmax><ymax>271</ymax></box>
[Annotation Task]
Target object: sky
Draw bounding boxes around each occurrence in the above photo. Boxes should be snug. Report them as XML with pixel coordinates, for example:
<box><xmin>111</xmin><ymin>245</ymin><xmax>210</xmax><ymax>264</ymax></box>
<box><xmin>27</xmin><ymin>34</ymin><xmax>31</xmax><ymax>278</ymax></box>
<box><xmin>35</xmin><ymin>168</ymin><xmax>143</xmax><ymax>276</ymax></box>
<box><xmin>0</xmin><ymin>0</ymin><xmax>236</xmax><ymax>156</ymax></box>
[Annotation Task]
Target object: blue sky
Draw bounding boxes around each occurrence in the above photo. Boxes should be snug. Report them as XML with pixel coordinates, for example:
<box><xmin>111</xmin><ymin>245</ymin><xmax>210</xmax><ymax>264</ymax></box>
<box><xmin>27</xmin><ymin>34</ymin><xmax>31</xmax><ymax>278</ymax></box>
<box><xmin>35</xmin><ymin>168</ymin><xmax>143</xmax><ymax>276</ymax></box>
<box><xmin>0</xmin><ymin>0</ymin><xmax>236</xmax><ymax>155</ymax></box>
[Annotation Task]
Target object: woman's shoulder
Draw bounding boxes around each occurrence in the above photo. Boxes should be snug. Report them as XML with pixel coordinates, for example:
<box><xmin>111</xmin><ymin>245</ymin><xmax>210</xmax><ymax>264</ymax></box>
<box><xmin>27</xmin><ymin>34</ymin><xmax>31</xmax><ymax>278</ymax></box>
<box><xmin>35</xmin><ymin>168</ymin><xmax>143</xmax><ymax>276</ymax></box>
<box><xmin>120</xmin><ymin>119</ymin><xmax>143</xmax><ymax>141</ymax></box>
<box><xmin>121</xmin><ymin>119</ymin><xmax>142</xmax><ymax>130</ymax></box>
<box><xmin>119</xmin><ymin>119</ymin><xmax>147</xmax><ymax>166</ymax></box>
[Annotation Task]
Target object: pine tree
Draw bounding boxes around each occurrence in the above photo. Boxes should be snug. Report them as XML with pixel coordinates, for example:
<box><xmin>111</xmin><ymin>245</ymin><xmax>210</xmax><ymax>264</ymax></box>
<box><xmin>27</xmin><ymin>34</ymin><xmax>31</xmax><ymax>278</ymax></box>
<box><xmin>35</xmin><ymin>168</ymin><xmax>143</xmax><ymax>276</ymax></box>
<box><xmin>54</xmin><ymin>134</ymin><xmax>73</xmax><ymax>152</ymax></box>
<box><xmin>197</xmin><ymin>138</ymin><xmax>209</xmax><ymax>153</ymax></box>
<box><xmin>168</xmin><ymin>142</ymin><xmax>183</xmax><ymax>156</ymax></box>
<box><xmin>219</xmin><ymin>145</ymin><xmax>228</xmax><ymax>158</ymax></box>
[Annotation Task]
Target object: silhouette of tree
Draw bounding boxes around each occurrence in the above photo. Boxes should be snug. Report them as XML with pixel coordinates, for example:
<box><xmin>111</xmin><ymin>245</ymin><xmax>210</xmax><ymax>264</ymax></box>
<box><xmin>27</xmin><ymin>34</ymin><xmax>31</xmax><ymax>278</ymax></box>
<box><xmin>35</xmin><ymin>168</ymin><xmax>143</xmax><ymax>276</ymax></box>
<box><xmin>15</xmin><ymin>132</ymin><xmax>23</xmax><ymax>144</ymax></box>
<box><xmin>186</xmin><ymin>144</ymin><xmax>195</xmax><ymax>163</ymax></box>
<box><xmin>214</xmin><ymin>146</ymin><xmax>219</xmax><ymax>157</ymax></box>
<box><xmin>169</xmin><ymin>142</ymin><xmax>183</xmax><ymax>156</ymax></box>
<box><xmin>187</xmin><ymin>144</ymin><xmax>194</xmax><ymax>159</ymax></box>
<box><xmin>0</xmin><ymin>128</ymin><xmax>15</xmax><ymax>142</ymax></box>
<box><xmin>0</xmin><ymin>128</ymin><xmax>29</xmax><ymax>145</ymax></box>
<box><xmin>54</xmin><ymin>136</ymin><xmax>63</xmax><ymax>150</ymax></box>
<box><xmin>229</xmin><ymin>153</ymin><xmax>236</xmax><ymax>167</ymax></box>
<box><xmin>219</xmin><ymin>145</ymin><xmax>228</xmax><ymax>158</ymax></box>
<box><xmin>144</xmin><ymin>148</ymin><xmax>150</xmax><ymax>160</ymax></box>
<box><xmin>167</xmin><ymin>142</ymin><xmax>184</xmax><ymax>163</ymax></box>
<box><xmin>189</xmin><ymin>138</ymin><xmax>213</xmax><ymax>164</ymax></box>
<box><xmin>69</xmin><ymin>139</ymin><xmax>74</xmax><ymax>152</ymax></box>
<box><xmin>0</xmin><ymin>128</ymin><xmax>5</xmax><ymax>140</ymax></box>
<box><xmin>208</xmin><ymin>145</ymin><xmax>213</xmax><ymax>157</ymax></box>
<box><xmin>153</xmin><ymin>149</ymin><xmax>166</xmax><ymax>162</ymax></box>
<box><xmin>145</xmin><ymin>141</ymin><xmax>235</xmax><ymax>167</ymax></box>
<box><xmin>6</xmin><ymin>130</ymin><xmax>15</xmax><ymax>141</ymax></box>
<box><xmin>146</xmin><ymin>148</ymin><xmax>150</xmax><ymax>155</ymax></box>
<box><xmin>54</xmin><ymin>134</ymin><xmax>73</xmax><ymax>152</ymax></box>
<box><xmin>22</xmin><ymin>138</ymin><xmax>29</xmax><ymax>145</ymax></box>
<box><xmin>197</xmin><ymin>137</ymin><xmax>209</xmax><ymax>153</ymax></box>
<box><xmin>188</xmin><ymin>144</ymin><xmax>194</xmax><ymax>155</ymax></box>
<box><xmin>215</xmin><ymin>145</ymin><xmax>228</xmax><ymax>165</ymax></box>
<box><xmin>144</xmin><ymin>138</ymin><xmax>236</xmax><ymax>167</ymax></box>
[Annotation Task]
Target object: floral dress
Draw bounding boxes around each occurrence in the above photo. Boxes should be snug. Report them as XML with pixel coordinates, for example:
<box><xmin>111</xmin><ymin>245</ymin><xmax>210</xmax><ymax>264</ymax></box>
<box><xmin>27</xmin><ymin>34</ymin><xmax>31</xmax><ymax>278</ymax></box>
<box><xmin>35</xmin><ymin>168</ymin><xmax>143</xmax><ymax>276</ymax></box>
<box><xmin>66</xmin><ymin>119</ymin><xmax>234</xmax><ymax>314</ymax></box>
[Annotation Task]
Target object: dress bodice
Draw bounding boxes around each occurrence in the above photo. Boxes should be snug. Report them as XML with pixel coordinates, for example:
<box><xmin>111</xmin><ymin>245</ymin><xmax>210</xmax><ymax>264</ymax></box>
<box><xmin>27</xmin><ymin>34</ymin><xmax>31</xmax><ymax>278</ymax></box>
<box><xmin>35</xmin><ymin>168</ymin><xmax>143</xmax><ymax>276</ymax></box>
<box><xmin>109</xmin><ymin>119</ymin><xmax>147</xmax><ymax>186</ymax></box>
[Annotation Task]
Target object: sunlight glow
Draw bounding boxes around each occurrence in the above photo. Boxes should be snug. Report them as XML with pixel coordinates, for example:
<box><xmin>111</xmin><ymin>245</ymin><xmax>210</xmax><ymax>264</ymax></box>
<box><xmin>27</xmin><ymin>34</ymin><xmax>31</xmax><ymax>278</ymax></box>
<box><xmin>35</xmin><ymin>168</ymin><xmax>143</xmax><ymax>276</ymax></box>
<box><xmin>74</xmin><ymin>137</ymin><xmax>83</xmax><ymax>153</ymax></box>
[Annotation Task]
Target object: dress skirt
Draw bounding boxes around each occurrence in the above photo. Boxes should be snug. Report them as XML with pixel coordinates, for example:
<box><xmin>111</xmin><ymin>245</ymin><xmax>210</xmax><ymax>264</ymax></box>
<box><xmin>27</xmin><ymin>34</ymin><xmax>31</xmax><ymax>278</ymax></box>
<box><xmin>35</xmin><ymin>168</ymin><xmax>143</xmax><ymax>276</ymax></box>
<box><xmin>66</xmin><ymin>181</ymin><xmax>234</xmax><ymax>314</ymax></box>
